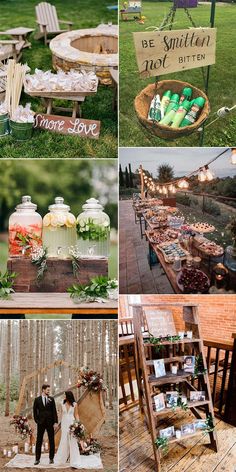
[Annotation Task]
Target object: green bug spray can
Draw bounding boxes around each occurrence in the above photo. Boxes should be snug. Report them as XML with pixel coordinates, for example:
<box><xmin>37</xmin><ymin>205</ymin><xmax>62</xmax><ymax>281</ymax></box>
<box><xmin>148</xmin><ymin>94</ymin><xmax>161</xmax><ymax>121</ymax></box>
<box><xmin>180</xmin><ymin>97</ymin><xmax>206</xmax><ymax>127</ymax></box>
<box><xmin>160</xmin><ymin>103</ymin><xmax>179</xmax><ymax>126</ymax></box>
<box><xmin>179</xmin><ymin>87</ymin><xmax>192</xmax><ymax>105</ymax></box>
<box><xmin>165</xmin><ymin>93</ymin><xmax>180</xmax><ymax>115</ymax></box>
<box><xmin>160</xmin><ymin>90</ymin><xmax>172</xmax><ymax>119</ymax></box>
<box><xmin>171</xmin><ymin>100</ymin><xmax>192</xmax><ymax>128</ymax></box>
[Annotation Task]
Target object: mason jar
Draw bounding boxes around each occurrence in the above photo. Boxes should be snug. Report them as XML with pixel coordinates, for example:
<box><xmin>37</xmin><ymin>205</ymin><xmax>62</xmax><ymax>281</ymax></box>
<box><xmin>42</xmin><ymin>197</ymin><xmax>76</xmax><ymax>258</ymax></box>
<box><xmin>9</xmin><ymin>195</ymin><xmax>42</xmax><ymax>257</ymax></box>
<box><xmin>77</xmin><ymin>198</ymin><xmax>110</xmax><ymax>258</ymax></box>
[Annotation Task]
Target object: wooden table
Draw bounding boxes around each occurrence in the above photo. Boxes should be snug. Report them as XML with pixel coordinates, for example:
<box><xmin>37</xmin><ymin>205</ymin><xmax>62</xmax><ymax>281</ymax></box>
<box><xmin>0</xmin><ymin>293</ymin><xmax>117</xmax><ymax>317</ymax></box>
<box><xmin>4</xmin><ymin>27</ymin><xmax>34</xmax><ymax>49</ymax></box>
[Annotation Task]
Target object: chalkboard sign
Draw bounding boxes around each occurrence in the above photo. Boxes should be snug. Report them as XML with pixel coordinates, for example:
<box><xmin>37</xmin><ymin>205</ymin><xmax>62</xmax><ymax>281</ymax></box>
<box><xmin>133</xmin><ymin>28</ymin><xmax>216</xmax><ymax>78</ymax></box>
<box><xmin>34</xmin><ymin>113</ymin><xmax>101</xmax><ymax>139</ymax></box>
<box><xmin>144</xmin><ymin>309</ymin><xmax>176</xmax><ymax>337</ymax></box>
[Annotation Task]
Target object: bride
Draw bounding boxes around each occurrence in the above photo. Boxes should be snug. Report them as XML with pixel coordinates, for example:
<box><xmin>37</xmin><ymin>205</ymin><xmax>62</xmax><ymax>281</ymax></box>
<box><xmin>54</xmin><ymin>391</ymin><xmax>101</xmax><ymax>469</ymax></box>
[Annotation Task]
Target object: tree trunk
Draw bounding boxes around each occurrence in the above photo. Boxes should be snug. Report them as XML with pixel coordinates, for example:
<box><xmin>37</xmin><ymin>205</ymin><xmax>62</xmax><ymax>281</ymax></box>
<box><xmin>5</xmin><ymin>321</ymin><xmax>11</xmax><ymax>417</ymax></box>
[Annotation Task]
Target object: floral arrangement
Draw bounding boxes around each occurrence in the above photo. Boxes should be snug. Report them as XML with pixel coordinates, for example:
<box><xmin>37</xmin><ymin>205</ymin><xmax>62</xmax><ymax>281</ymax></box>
<box><xmin>69</xmin><ymin>420</ymin><xmax>86</xmax><ymax>440</ymax></box>
<box><xmin>77</xmin><ymin>218</ymin><xmax>110</xmax><ymax>242</ymax></box>
<box><xmin>80</xmin><ymin>437</ymin><xmax>102</xmax><ymax>455</ymax></box>
<box><xmin>0</xmin><ymin>270</ymin><xmax>17</xmax><ymax>299</ymax></box>
<box><xmin>68</xmin><ymin>276</ymin><xmax>118</xmax><ymax>302</ymax></box>
<box><xmin>31</xmin><ymin>246</ymin><xmax>48</xmax><ymax>284</ymax></box>
<box><xmin>77</xmin><ymin>367</ymin><xmax>106</xmax><ymax>392</ymax></box>
<box><xmin>10</xmin><ymin>415</ymin><xmax>33</xmax><ymax>439</ymax></box>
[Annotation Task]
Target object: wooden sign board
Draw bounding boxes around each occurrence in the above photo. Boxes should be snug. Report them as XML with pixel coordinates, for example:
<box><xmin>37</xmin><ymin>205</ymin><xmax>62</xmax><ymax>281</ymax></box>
<box><xmin>133</xmin><ymin>28</ymin><xmax>216</xmax><ymax>78</ymax></box>
<box><xmin>145</xmin><ymin>309</ymin><xmax>176</xmax><ymax>337</ymax></box>
<box><xmin>34</xmin><ymin>113</ymin><xmax>101</xmax><ymax>139</ymax></box>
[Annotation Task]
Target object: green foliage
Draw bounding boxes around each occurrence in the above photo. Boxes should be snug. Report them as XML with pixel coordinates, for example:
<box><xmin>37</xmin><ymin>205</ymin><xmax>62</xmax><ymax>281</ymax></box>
<box><xmin>193</xmin><ymin>354</ymin><xmax>207</xmax><ymax>379</ymax></box>
<box><xmin>0</xmin><ymin>160</ymin><xmax>117</xmax><ymax>231</ymax></box>
<box><xmin>145</xmin><ymin>333</ymin><xmax>181</xmax><ymax>353</ymax></box>
<box><xmin>157</xmin><ymin>164</ymin><xmax>174</xmax><ymax>183</ymax></box>
<box><xmin>68</xmin><ymin>275</ymin><xmax>118</xmax><ymax>302</ymax></box>
<box><xmin>204</xmin><ymin>414</ymin><xmax>215</xmax><ymax>432</ymax></box>
<box><xmin>0</xmin><ymin>270</ymin><xmax>17</xmax><ymax>299</ymax></box>
<box><xmin>0</xmin><ymin>376</ymin><xmax>19</xmax><ymax>401</ymax></box>
<box><xmin>176</xmin><ymin>193</ymin><xmax>191</xmax><ymax>206</ymax></box>
<box><xmin>226</xmin><ymin>216</ymin><xmax>236</xmax><ymax>241</ymax></box>
<box><xmin>77</xmin><ymin>219</ymin><xmax>110</xmax><ymax>241</ymax></box>
<box><xmin>155</xmin><ymin>437</ymin><xmax>169</xmax><ymax>454</ymax></box>
<box><xmin>203</xmin><ymin>199</ymin><xmax>221</xmax><ymax>216</ymax></box>
<box><xmin>31</xmin><ymin>247</ymin><xmax>48</xmax><ymax>284</ymax></box>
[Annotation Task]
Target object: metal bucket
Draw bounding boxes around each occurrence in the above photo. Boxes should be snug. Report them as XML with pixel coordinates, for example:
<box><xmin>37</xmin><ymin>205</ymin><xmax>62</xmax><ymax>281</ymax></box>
<box><xmin>10</xmin><ymin>120</ymin><xmax>33</xmax><ymax>141</ymax></box>
<box><xmin>0</xmin><ymin>113</ymin><xmax>10</xmax><ymax>137</ymax></box>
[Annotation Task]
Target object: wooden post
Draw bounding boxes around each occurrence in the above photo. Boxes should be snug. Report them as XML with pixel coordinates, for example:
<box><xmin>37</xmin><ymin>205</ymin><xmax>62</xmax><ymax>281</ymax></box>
<box><xmin>224</xmin><ymin>333</ymin><xmax>236</xmax><ymax>426</ymax></box>
<box><xmin>140</xmin><ymin>165</ymin><xmax>144</xmax><ymax>199</ymax></box>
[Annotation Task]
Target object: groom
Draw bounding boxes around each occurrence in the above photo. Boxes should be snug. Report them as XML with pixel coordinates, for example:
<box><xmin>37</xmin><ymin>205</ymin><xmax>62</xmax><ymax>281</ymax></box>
<box><xmin>33</xmin><ymin>384</ymin><xmax>58</xmax><ymax>465</ymax></box>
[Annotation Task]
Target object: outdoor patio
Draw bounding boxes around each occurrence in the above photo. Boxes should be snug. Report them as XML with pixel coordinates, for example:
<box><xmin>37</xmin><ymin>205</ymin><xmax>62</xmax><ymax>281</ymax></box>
<box><xmin>119</xmin><ymin>200</ymin><xmax>173</xmax><ymax>294</ymax></box>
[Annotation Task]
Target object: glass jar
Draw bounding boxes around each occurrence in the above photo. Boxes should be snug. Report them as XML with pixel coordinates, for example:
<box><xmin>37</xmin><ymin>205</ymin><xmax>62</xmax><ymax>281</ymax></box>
<box><xmin>42</xmin><ymin>197</ymin><xmax>76</xmax><ymax>258</ymax></box>
<box><xmin>224</xmin><ymin>244</ymin><xmax>236</xmax><ymax>272</ymax></box>
<box><xmin>77</xmin><ymin>198</ymin><xmax>110</xmax><ymax>258</ymax></box>
<box><xmin>9</xmin><ymin>195</ymin><xmax>42</xmax><ymax>257</ymax></box>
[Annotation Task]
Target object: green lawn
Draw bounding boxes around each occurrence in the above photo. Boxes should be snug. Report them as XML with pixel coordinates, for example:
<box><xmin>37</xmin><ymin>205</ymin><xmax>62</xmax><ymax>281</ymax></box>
<box><xmin>119</xmin><ymin>2</ymin><xmax>236</xmax><ymax>147</ymax></box>
<box><xmin>0</xmin><ymin>0</ymin><xmax>118</xmax><ymax>158</ymax></box>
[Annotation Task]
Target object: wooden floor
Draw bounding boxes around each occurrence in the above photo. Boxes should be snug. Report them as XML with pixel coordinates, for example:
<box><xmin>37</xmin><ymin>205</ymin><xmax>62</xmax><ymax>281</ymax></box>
<box><xmin>119</xmin><ymin>200</ymin><xmax>173</xmax><ymax>294</ymax></box>
<box><xmin>119</xmin><ymin>405</ymin><xmax>236</xmax><ymax>472</ymax></box>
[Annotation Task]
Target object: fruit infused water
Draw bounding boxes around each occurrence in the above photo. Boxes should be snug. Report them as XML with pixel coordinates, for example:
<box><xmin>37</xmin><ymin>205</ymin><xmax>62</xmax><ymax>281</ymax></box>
<box><xmin>43</xmin><ymin>197</ymin><xmax>76</xmax><ymax>258</ymax></box>
<box><xmin>77</xmin><ymin>198</ymin><xmax>110</xmax><ymax>258</ymax></box>
<box><xmin>9</xmin><ymin>195</ymin><xmax>42</xmax><ymax>257</ymax></box>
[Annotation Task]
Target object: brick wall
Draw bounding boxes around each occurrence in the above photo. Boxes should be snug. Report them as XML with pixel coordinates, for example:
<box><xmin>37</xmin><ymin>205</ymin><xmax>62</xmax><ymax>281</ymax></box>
<box><xmin>119</xmin><ymin>295</ymin><xmax>236</xmax><ymax>344</ymax></box>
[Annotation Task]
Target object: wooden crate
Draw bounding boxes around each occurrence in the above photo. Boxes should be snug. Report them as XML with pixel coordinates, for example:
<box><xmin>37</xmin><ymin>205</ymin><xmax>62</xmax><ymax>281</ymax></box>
<box><xmin>7</xmin><ymin>257</ymin><xmax>108</xmax><ymax>293</ymax></box>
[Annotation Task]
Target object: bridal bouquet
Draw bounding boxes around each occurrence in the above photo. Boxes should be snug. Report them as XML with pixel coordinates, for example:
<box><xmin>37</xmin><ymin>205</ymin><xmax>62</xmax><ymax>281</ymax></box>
<box><xmin>10</xmin><ymin>415</ymin><xmax>33</xmax><ymax>439</ymax></box>
<box><xmin>69</xmin><ymin>420</ymin><xmax>86</xmax><ymax>440</ymax></box>
<box><xmin>77</xmin><ymin>367</ymin><xmax>106</xmax><ymax>392</ymax></box>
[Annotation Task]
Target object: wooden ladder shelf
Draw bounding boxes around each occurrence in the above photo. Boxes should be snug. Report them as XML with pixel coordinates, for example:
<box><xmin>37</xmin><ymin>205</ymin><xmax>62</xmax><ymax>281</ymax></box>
<box><xmin>132</xmin><ymin>302</ymin><xmax>218</xmax><ymax>471</ymax></box>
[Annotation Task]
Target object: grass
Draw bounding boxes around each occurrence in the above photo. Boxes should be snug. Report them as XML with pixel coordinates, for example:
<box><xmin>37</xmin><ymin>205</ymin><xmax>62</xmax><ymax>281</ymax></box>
<box><xmin>119</xmin><ymin>1</ymin><xmax>236</xmax><ymax>147</ymax></box>
<box><xmin>0</xmin><ymin>0</ymin><xmax>118</xmax><ymax>158</ymax></box>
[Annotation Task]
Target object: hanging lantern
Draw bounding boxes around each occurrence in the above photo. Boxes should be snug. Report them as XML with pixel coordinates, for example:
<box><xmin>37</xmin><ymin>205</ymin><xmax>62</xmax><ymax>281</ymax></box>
<box><xmin>230</xmin><ymin>149</ymin><xmax>236</xmax><ymax>165</ymax></box>
<box><xmin>198</xmin><ymin>168</ymin><xmax>206</xmax><ymax>182</ymax></box>
<box><xmin>30</xmin><ymin>391</ymin><xmax>33</xmax><ymax>398</ymax></box>
<box><xmin>159</xmin><ymin>188</ymin><xmax>163</xmax><ymax>194</ymax></box>
<box><xmin>178</xmin><ymin>179</ymin><xmax>189</xmax><ymax>189</ymax></box>
<box><xmin>163</xmin><ymin>186</ymin><xmax>168</xmax><ymax>195</ymax></box>
<box><xmin>68</xmin><ymin>378</ymin><xmax>72</xmax><ymax>386</ymax></box>
<box><xmin>44</xmin><ymin>376</ymin><xmax>48</xmax><ymax>382</ymax></box>
<box><xmin>205</xmin><ymin>166</ymin><xmax>214</xmax><ymax>181</ymax></box>
<box><xmin>59</xmin><ymin>371</ymin><xmax>62</xmax><ymax>379</ymax></box>
<box><xmin>156</xmin><ymin>185</ymin><xmax>159</xmax><ymax>191</ymax></box>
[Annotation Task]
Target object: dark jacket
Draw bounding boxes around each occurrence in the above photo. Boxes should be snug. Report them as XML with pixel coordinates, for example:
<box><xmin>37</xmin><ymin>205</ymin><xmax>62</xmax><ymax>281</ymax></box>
<box><xmin>33</xmin><ymin>396</ymin><xmax>58</xmax><ymax>425</ymax></box>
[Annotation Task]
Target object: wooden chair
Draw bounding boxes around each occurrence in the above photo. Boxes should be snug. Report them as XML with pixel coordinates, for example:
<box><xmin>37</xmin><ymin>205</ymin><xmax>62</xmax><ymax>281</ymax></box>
<box><xmin>35</xmin><ymin>2</ymin><xmax>73</xmax><ymax>45</ymax></box>
<box><xmin>0</xmin><ymin>34</ymin><xmax>24</xmax><ymax>63</ymax></box>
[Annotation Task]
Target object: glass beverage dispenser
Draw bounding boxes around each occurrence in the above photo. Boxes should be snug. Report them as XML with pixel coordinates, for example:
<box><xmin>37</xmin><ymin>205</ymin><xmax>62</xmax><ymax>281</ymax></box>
<box><xmin>77</xmin><ymin>198</ymin><xmax>110</xmax><ymax>258</ymax></box>
<box><xmin>9</xmin><ymin>195</ymin><xmax>42</xmax><ymax>257</ymax></box>
<box><xmin>42</xmin><ymin>197</ymin><xmax>76</xmax><ymax>258</ymax></box>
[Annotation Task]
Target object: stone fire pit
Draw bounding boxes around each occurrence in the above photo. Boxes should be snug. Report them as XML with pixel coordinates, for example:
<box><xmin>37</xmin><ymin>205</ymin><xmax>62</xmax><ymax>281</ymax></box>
<box><xmin>50</xmin><ymin>25</ymin><xmax>118</xmax><ymax>84</ymax></box>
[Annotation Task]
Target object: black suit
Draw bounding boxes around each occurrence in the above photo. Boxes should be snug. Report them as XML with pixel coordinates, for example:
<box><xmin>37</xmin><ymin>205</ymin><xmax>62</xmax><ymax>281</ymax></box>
<box><xmin>33</xmin><ymin>395</ymin><xmax>58</xmax><ymax>462</ymax></box>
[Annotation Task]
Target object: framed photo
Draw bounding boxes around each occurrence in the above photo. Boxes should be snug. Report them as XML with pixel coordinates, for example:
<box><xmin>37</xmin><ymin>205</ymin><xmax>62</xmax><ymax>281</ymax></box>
<box><xmin>181</xmin><ymin>423</ymin><xmax>196</xmax><ymax>436</ymax></box>
<box><xmin>166</xmin><ymin>391</ymin><xmax>178</xmax><ymax>408</ymax></box>
<box><xmin>159</xmin><ymin>426</ymin><xmax>175</xmax><ymax>439</ymax></box>
<box><xmin>154</xmin><ymin>393</ymin><xmax>166</xmax><ymax>412</ymax></box>
<box><xmin>194</xmin><ymin>419</ymin><xmax>207</xmax><ymax>430</ymax></box>
<box><xmin>153</xmin><ymin>359</ymin><xmax>166</xmax><ymax>378</ymax></box>
<box><xmin>190</xmin><ymin>391</ymin><xmax>206</xmax><ymax>402</ymax></box>
<box><xmin>183</xmin><ymin>356</ymin><xmax>195</xmax><ymax>374</ymax></box>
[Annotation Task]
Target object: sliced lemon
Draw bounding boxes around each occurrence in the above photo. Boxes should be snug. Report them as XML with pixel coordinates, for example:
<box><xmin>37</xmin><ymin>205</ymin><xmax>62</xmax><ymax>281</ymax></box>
<box><xmin>43</xmin><ymin>214</ymin><xmax>51</xmax><ymax>227</ymax></box>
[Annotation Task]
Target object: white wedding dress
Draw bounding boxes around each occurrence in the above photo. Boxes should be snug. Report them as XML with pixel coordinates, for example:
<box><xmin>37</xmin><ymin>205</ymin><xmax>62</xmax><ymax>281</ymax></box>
<box><xmin>54</xmin><ymin>402</ymin><xmax>102</xmax><ymax>469</ymax></box>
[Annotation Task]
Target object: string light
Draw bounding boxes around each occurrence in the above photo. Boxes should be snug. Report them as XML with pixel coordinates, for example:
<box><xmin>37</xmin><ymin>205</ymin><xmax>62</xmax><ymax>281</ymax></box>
<box><xmin>44</xmin><ymin>376</ymin><xmax>48</xmax><ymax>382</ymax></box>
<box><xmin>178</xmin><ymin>179</ymin><xmax>189</xmax><ymax>189</ymax></box>
<box><xmin>68</xmin><ymin>378</ymin><xmax>72</xmax><ymax>386</ymax></box>
<box><xmin>230</xmin><ymin>149</ymin><xmax>236</xmax><ymax>164</ymax></box>
<box><xmin>205</xmin><ymin>165</ymin><xmax>214</xmax><ymax>181</ymax></box>
<box><xmin>198</xmin><ymin>168</ymin><xmax>206</xmax><ymax>182</ymax></box>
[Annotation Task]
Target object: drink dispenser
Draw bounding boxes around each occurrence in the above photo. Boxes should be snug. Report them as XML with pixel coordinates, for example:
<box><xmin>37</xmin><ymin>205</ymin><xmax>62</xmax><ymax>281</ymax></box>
<box><xmin>9</xmin><ymin>195</ymin><xmax>42</xmax><ymax>257</ymax></box>
<box><xmin>77</xmin><ymin>198</ymin><xmax>110</xmax><ymax>258</ymax></box>
<box><xmin>42</xmin><ymin>197</ymin><xmax>76</xmax><ymax>258</ymax></box>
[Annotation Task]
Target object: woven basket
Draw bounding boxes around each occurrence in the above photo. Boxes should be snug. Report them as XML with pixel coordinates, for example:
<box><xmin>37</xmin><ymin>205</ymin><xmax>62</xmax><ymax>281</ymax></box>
<box><xmin>134</xmin><ymin>79</ymin><xmax>210</xmax><ymax>139</ymax></box>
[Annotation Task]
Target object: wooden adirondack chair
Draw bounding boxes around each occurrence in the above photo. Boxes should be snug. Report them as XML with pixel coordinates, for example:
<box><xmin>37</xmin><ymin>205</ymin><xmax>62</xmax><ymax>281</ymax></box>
<box><xmin>35</xmin><ymin>2</ymin><xmax>73</xmax><ymax>45</ymax></box>
<box><xmin>0</xmin><ymin>34</ymin><xmax>24</xmax><ymax>63</ymax></box>
<box><xmin>55</xmin><ymin>389</ymin><xmax>106</xmax><ymax>448</ymax></box>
